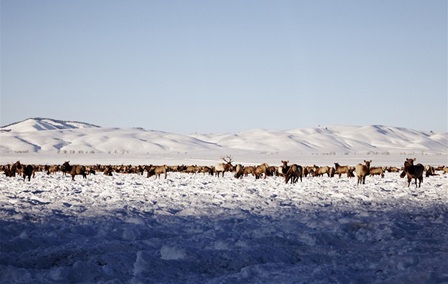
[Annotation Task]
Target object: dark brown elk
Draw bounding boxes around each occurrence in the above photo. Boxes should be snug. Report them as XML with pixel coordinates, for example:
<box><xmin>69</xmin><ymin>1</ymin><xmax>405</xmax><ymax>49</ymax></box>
<box><xmin>4</xmin><ymin>161</ymin><xmax>22</xmax><ymax>177</ymax></box>
<box><xmin>285</xmin><ymin>164</ymin><xmax>303</xmax><ymax>184</ymax></box>
<box><xmin>334</xmin><ymin>163</ymin><xmax>351</xmax><ymax>178</ymax></box>
<box><xmin>355</xmin><ymin>160</ymin><xmax>372</xmax><ymax>185</ymax></box>
<box><xmin>103</xmin><ymin>165</ymin><xmax>114</xmax><ymax>176</ymax></box>
<box><xmin>62</xmin><ymin>161</ymin><xmax>87</xmax><ymax>181</ymax></box>
<box><xmin>402</xmin><ymin>158</ymin><xmax>424</xmax><ymax>188</ymax></box>
<box><xmin>214</xmin><ymin>156</ymin><xmax>234</xmax><ymax>177</ymax></box>
<box><xmin>23</xmin><ymin>164</ymin><xmax>35</xmax><ymax>181</ymax></box>
<box><xmin>200</xmin><ymin>166</ymin><xmax>214</xmax><ymax>175</ymax></box>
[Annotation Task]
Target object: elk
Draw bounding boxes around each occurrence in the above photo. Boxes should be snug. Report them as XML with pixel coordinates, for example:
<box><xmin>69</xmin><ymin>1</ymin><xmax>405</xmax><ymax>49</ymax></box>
<box><xmin>62</xmin><ymin>161</ymin><xmax>87</xmax><ymax>181</ymax></box>
<box><xmin>401</xmin><ymin>158</ymin><xmax>424</xmax><ymax>188</ymax></box>
<box><xmin>385</xmin><ymin>166</ymin><xmax>400</xmax><ymax>173</ymax></box>
<box><xmin>4</xmin><ymin>161</ymin><xmax>22</xmax><ymax>177</ymax></box>
<box><xmin>285</xmin><ymin>164</ymin><xmax>303</xmax><ymax>184</ymax></box>
<box><xmin>234</xmin><ymin>164</ymin><xmax>244</xmax><ymax>179</ymax></box>
<box><xmin>369</xmin><ymin>166</ymin><xmax>385</xmax><ymax>178</ymax></box>
<box><xmin>214</xmin><ymin>156</ymin><xmax>234</xmax><ymax>177</ymax></box>
<box><xmin>254</xmin><ymin>163</ymin><xmax>269</xmax><ymax>179</ymax></box>
<box><xmin>146</xmin><ymin>165</ymin><xmax>168</xmax><ymax>179</ymax></box>
<box><xmin>243</xmin><ymin>166</ymin><xmax>255</xmax><ymax>177</ymax></box>
<box><xmin>303</xmin><ymin>166</ymin><xmax>314</xmax><ymax>177</ymax></box>
<box><xmin>23</xmin><ymin>164</ymin><xmax>35</xmax><ymax>181</ymax></box>
<box><xmin>425</xmin><ymin>165</ymin><xmax>438</xmax><ymax>177</ymax></box>
<box><xmin>355</xmin><ymin>160</ymin><xmax>372</xmax><ymax>185</ymax></box>
<box><xmin>313</xmin><ymin>165</ymin><xmax>332</xmax><ymax>177</ymax></box>
<box><xmin>334</xmin><ymin>163</ymin><xmax>351</xmax><ymax>178</ymax></box>
<box><xmin>278</xmin><ymin>160</ymin><xmax>289</xmax><ymax>177</ymax></box>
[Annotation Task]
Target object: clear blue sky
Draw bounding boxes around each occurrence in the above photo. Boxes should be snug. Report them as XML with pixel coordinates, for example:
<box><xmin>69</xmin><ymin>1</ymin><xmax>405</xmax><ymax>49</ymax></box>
<box><xmin>1</xmin><ymin>0</ymin><xmax>447</xmax><ymax>134</ymax></box>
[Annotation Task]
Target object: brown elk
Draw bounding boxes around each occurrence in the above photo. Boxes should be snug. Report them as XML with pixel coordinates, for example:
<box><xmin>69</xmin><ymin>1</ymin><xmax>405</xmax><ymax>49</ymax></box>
<box><xmin>4</xmin><ymin>161</ymin><xmax>22</xmax><ymax>177</ymax></box>
<box><xmin>201</xmin><ymin>166</ymin><xmax>214</xmax><ymax>175</ymax></box>
<box><xmin>146</xmin><ymin>165</ymin><xmax>168</xmax><ymax>179</ymax></box>
<box><xmin>355</xmin><ymin>160</ymin><xmax>372</xmax><ymax>185</ymax></box>
<box><xmin>278</xmin><ymin>160</ymin><xmax>289</xmax><ymax>177</ymax></box>
<box><xmin>425</xmin><ymin>165</ymin><xmax>438</xmax><ymax>177</ymax></box>
<box><xmin>243</xmin><ymin>166</ymin><xmax>255</xmax><ymax>177</ymax></box>
<box><xmin>303</xmin><ymin>166</ymin><xmax>314</xmax><ymax>177</ymax></box>
<box><xmin>62</xmin><ymin>161</ymin><xmax>87</xmax><ymax>181</ymax></box>
<box><xmin>369</xmin><ymin>167</ymin><xmax>385</xmax><ymax>178</ymax></box>
<box><xmin>285</xmin><ymin>164</ymin><xmax>303</xmax><ymax>184</ymax></box>
<box><xmin>334</xmin><ymin>163</ymin><xmax>351</xmax><ymax>178</ymax></box>
<box><xmin>313</xmin><ymin>165</ymin><xmax>332</xmax><ymax>177</ymax></box>
<box><xmin>254</xmin><ymin>163</ymin><xmax>269</xmax><ymax>179</ymax></box>
<box><xmin>401</xmin><ymin>158</ymin><xmax>424</xmax><ymax>188</ymax></box>
<box><xmin>214</xmin><ymin>156</ymin><xmax>234</xmax><ymax>177</ymax></box>
<box><xmin>103</xmin><ymin>165</ymin><xmax>114</xmax><ymax>176</ymax></box>
<box><xmin>385</xmin><ymin>166</ymin><xmax>399</xmax><ymax>173</ymax></box>
<box><xmin>234</xmin><ymin>164</ymin><xmax>244</xmax><ymax>179</ymax></box>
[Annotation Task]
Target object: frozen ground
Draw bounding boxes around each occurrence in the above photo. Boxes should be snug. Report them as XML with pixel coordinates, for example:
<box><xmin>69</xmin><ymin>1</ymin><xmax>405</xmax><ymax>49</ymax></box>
<box><xmin>1</xmin><ymin>161</ymin><xmax>447</xmax><ymax>283</ymax></box>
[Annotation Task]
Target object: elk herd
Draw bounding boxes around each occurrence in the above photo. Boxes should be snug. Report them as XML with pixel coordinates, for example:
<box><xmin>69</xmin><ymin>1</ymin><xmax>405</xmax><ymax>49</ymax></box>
<box><xmin>1</xmin><ymin>157</ymin><xmax>447</xmax><ymax>188</ymax></box>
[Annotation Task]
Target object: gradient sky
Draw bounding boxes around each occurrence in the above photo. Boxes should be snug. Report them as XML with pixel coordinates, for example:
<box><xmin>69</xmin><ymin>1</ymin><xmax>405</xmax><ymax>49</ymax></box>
<box><xmin>1</xmin><ymin>0</ymin><xmax>447</xmax><ymax>134</ymax></box>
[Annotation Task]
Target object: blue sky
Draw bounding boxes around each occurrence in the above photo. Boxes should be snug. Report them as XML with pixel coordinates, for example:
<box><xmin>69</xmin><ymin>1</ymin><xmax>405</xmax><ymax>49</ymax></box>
<box><xmin>1</xmin><ymin>0</ymin><xmax>447</xmax><ymax>134</ymax></box>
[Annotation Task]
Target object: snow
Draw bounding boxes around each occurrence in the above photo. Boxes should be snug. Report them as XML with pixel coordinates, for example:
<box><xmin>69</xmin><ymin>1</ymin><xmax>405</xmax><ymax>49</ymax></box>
<box><xmin>1</xmin><ymin>119</ymin><xmax>447</xmax><ymax>157</ymax></box>
<box><xmin>1</xmin><ymin>167</ymin><xmax>447</xmax><ymax>283</ymax></box>
<box><xmin>1</xmin><ymin>118</ymin><xmax>448</xmax><ymax>283</ymax></box>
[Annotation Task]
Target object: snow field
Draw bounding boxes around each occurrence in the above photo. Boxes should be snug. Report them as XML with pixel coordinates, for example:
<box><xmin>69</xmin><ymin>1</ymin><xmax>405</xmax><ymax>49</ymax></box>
<box><xmin>0</xmin><ymin>170</ymin><xmax>447</xmax><ymax>283</ymax></box>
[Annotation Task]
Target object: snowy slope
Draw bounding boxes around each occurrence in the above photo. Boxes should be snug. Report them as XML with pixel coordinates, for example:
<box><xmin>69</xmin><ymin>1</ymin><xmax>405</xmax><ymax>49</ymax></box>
<box><xmin>1</xmin><ymin>119</ymin><xmax>446</xmax><ymax>157</ymax></box>
<box><xmin>0</xmin><ymin>117</ymin><xmax>100</xmax><ymax>132</ymax></box>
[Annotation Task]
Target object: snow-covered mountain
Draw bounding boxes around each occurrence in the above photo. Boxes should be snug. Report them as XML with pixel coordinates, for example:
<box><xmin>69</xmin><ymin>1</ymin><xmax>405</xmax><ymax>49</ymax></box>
<box><xmin>0</xmin><ymin>117</ymin><xmax>100</xmax><ymax>132</ymax></box>
<box><xmin>1</xmin><ymin>118</ymin><xmax>447</xmax><ymax>157</ymax></box>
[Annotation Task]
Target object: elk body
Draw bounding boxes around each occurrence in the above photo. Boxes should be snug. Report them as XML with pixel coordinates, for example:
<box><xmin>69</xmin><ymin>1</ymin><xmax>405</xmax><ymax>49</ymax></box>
<box><xmin>402</xmin><ymin>158</ymin><xmax>424</xmax><ymax>188</ymax></box>
<box><xmin>254</xmin><ymin>163</ymin><xmax>269</xmax><ymax>179</ymax></box>
<box><xmin>23</xmin><ymin>165</ymin><xmax>35</xmax><ymax>181</ymax></box>
<box><xmin>62</xmin><ymin>161</ymin><xmax>87</xmax><ymax>181</ymax></box>
<box><xmin>355</xmin><ymin>160</ymin><xmax>372</xmax><ymax>185</ymax></box>
<box><xmin>334</xmin><ymin>163</ymin><xmax>352</xmax><ymax>178</ymax></box>
<box><xmin>234</xmin><ymin>164</ymin><xmax>244</xmax><ymax>179</ymax></box>
<box><xmin>146</xmin><ymin>165</ymin><xmax>168</xmax><ymax>179</ymax></box>
<box><xmin>369</xmin><ymin>167</ymin><xmax>385</xmax><ymax>178</ymax></box>
<box><xmin>278</xmin><ymin>160</ymin><xmax>289</xmax><ymax>177</ymax></box>
<box><xmin>284</xmin><ymin>164</ymin><xmax>303</xmax><ymax>184</ymax></box>
<box><xmin>214</xmin><ymin>156</ymin><xmax>234</xmax><ymax>177</ymax></box>
<box><xmin>313</xmin><ymin>165</ymin><xmax>332</xmax><ymax>177</ymax></box>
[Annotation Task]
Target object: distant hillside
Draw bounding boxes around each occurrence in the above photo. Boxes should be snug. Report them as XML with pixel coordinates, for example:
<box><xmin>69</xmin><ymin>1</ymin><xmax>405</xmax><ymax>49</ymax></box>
<box><xmin>0</xmin><ymin>118</ymin><xmax>447</xmax><ymax>156</ymax></box>
<box><xmin>0</xmin><ymin>118</ymin><xmax>100</xmax><ymax>132</ymax></box>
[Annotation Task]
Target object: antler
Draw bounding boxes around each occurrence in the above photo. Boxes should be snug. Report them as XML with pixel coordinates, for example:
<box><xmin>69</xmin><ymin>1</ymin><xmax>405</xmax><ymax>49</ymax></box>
<box><xmin>222</xmin><ymin>155</ymin><xmax>233</xmax><ymax>164</ymax></box>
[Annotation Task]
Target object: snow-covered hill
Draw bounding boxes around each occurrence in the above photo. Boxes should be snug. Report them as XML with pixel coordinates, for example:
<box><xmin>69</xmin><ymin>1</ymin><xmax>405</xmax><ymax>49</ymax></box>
<box><xmin>0</xmin><ymin>117</ymin><xmax>100</xmax><ymax>132</ymax></box>
<box><xmin>1</xmin><ymin>118</ymin><xmax>446</xmax><ymax>159</ymax></box>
